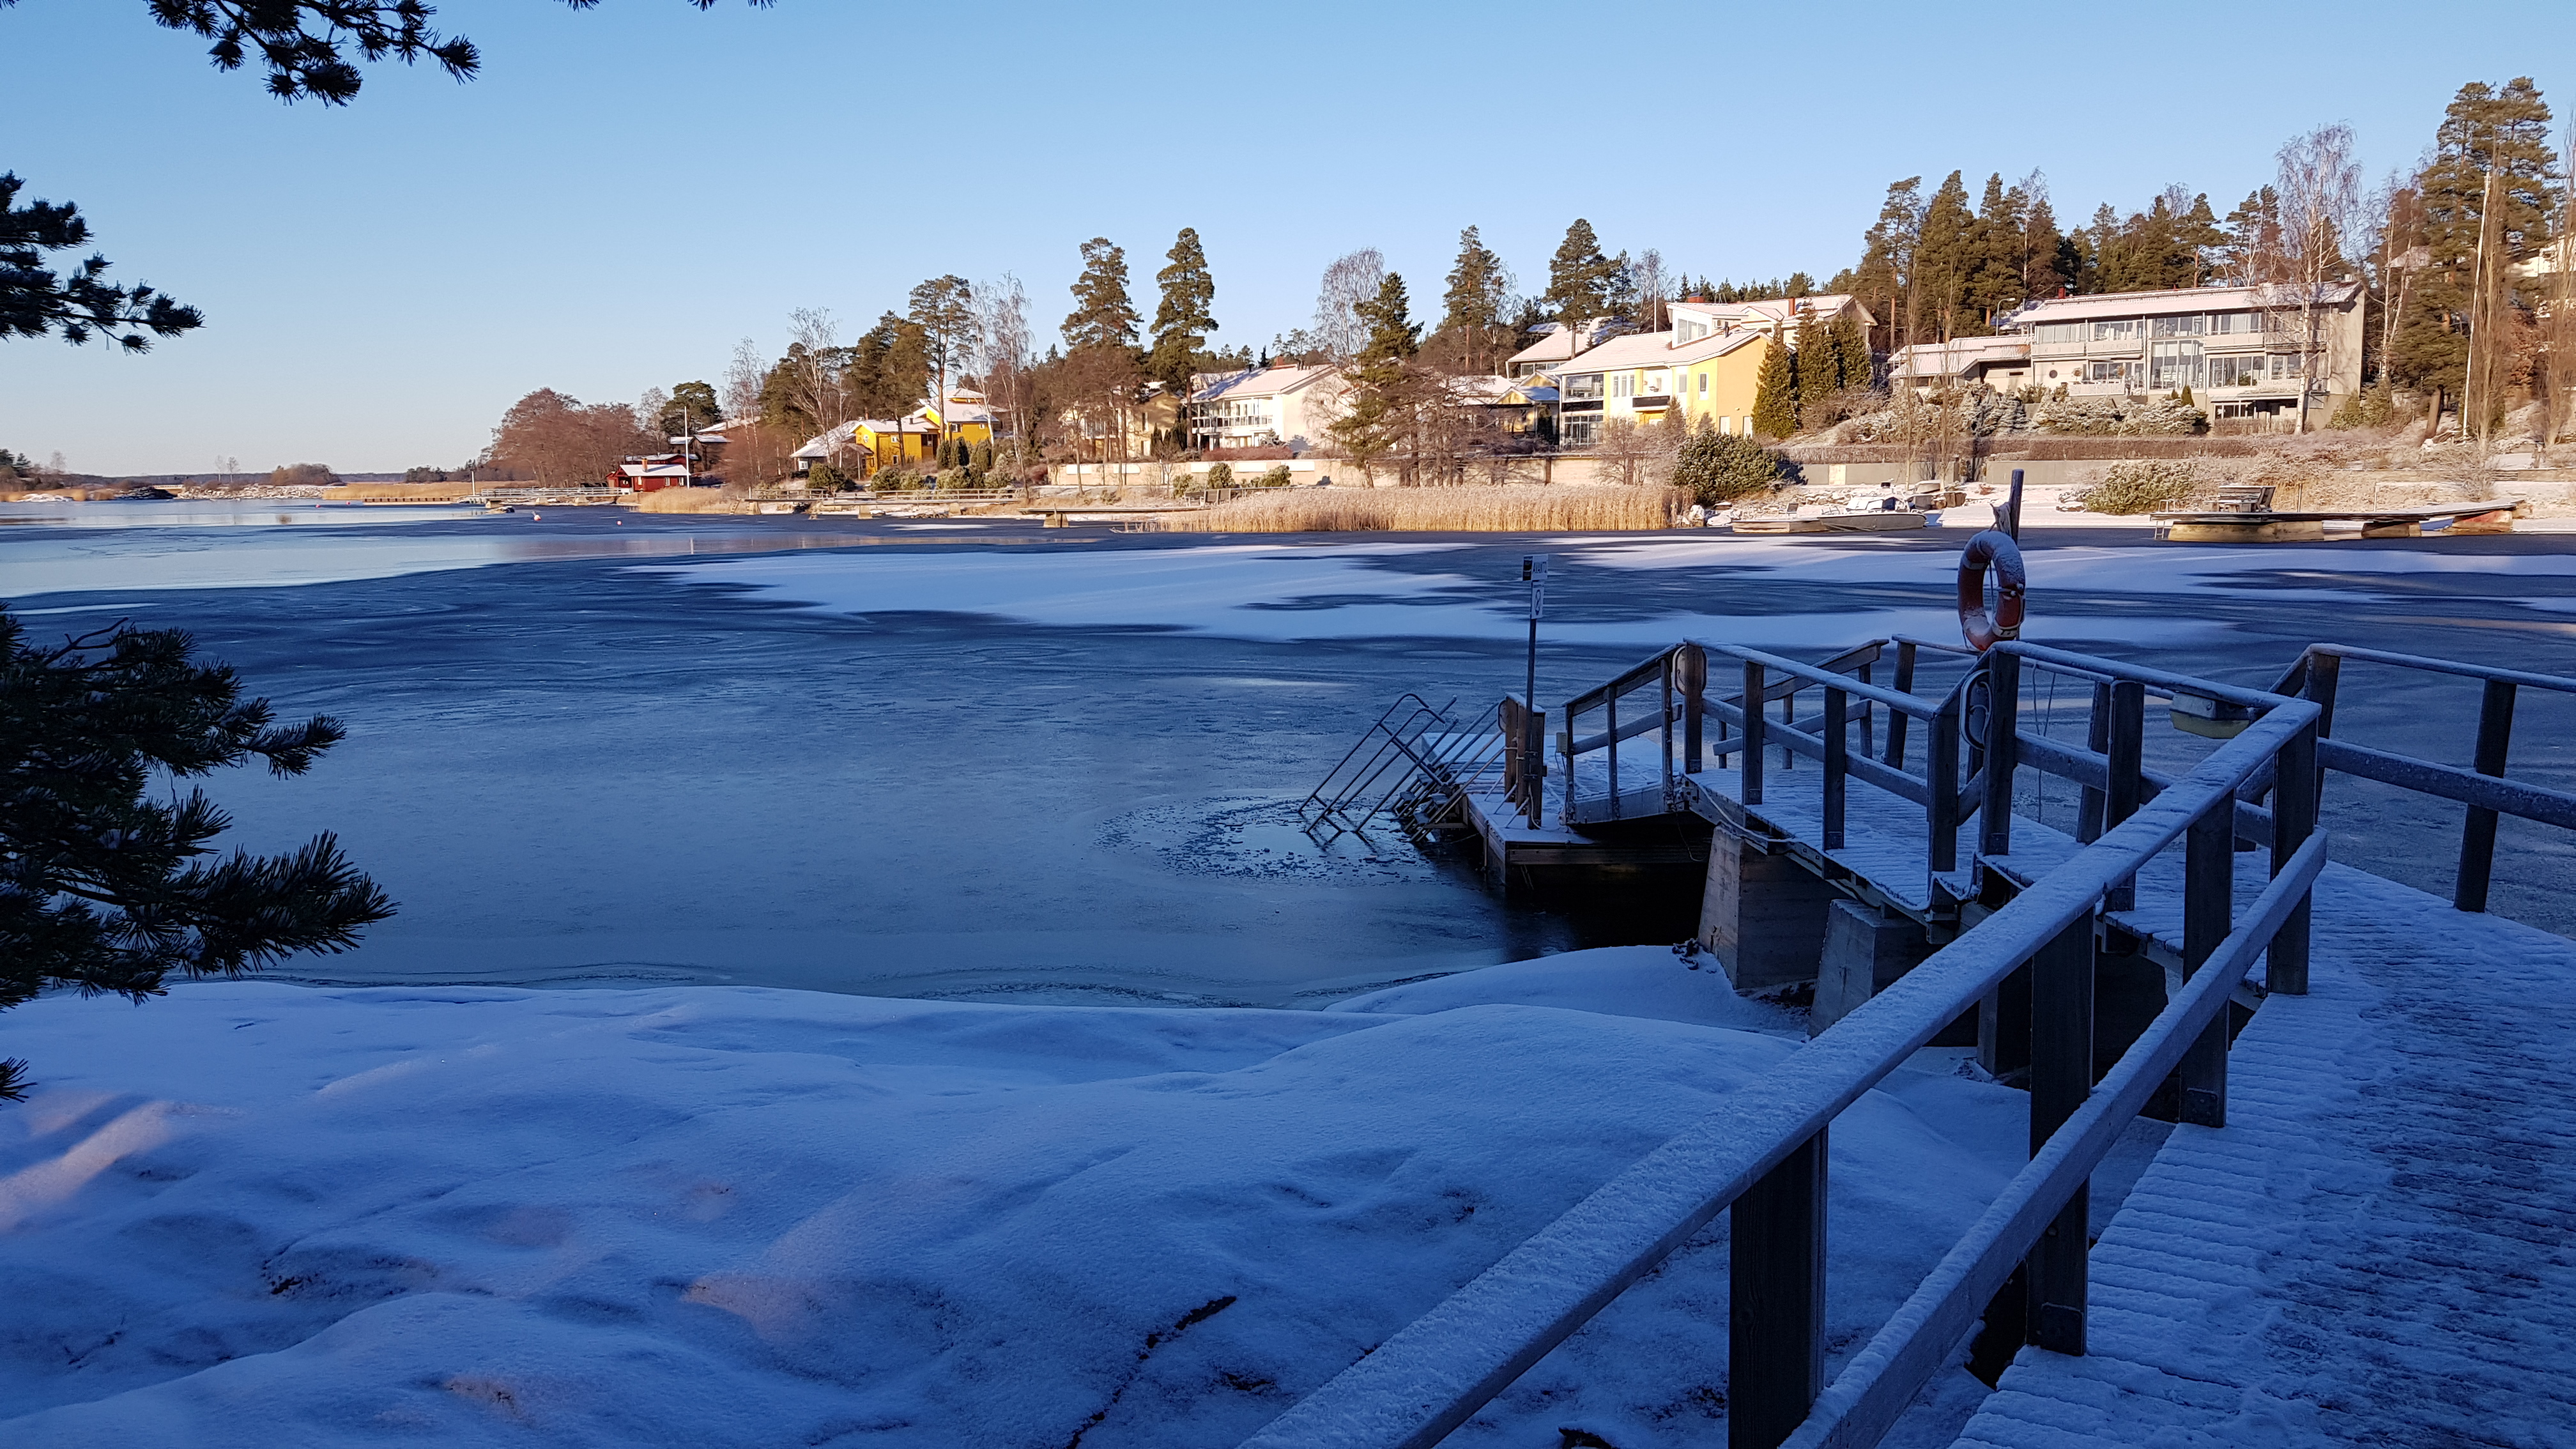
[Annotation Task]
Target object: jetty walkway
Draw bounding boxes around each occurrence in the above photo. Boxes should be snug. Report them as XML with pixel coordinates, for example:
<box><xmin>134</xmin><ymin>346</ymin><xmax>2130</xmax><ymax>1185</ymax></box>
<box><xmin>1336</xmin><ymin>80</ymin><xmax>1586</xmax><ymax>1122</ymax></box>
<box><xmin>1266</xmin><ymin>625</ymin><xmax>2576</xmax><ymax>1448</ymax></box>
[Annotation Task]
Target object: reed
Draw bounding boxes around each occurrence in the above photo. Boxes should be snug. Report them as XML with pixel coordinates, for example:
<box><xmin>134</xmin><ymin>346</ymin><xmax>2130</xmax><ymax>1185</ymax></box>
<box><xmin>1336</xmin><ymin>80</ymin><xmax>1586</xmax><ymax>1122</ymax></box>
<box><xmin>630</xmin><ymin>489</ymin><xmax>750</xmax><ymax>514</ymax></box>
<box><xmin>321</xmin><ymin>482</ymin><xmax>472</xmax><ymax>502</ymax></box>
<box><xmin>1160</xmin><ymin>486</ymin><xmax>1680</xmax><ymax>533</ymax></box>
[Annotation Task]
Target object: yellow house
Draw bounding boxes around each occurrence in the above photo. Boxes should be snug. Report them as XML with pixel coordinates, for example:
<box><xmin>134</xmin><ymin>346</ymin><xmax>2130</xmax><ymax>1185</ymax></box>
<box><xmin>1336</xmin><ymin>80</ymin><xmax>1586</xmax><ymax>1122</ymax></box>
<box><xmin>912</xmin><ymin>388</ymin><xmax>996</xmax><ymax>447</ymax></box>
<box><xmin>1554</xmin><ymin>328</ymin><xmax>1770</xmax><ymax>446</ymax></box>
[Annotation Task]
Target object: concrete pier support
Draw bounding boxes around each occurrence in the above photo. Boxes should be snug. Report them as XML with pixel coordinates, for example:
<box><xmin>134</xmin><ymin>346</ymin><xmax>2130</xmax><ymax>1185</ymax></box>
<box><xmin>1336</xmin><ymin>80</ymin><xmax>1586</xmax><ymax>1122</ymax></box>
<box><xmin>1697</xmin><ymin>836</ymin><xmax>1839</xmax><ymax>992</ymax></box>
<box><xmin>1810</xmin><ymin>901</ymin><xmax>1928</xmax><ymax>1036</ymax></box>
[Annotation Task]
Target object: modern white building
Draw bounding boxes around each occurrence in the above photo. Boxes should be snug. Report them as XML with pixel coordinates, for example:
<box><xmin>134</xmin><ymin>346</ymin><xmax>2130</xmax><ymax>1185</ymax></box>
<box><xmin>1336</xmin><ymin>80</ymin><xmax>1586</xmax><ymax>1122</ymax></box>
<box><xmin>1183</xmin><ymin>364</ymin><xmax>1343</xmax><ymax>452</ymax></box>
<box><xmin>1668</xmin><ymin>293</ymin><xmax>1872</xmax><ymax>350</ymax></box>
<box><xmin>1889</xmin><ymin>284</ymin><xmax>2366</xmax><ymax>431</ymax></box>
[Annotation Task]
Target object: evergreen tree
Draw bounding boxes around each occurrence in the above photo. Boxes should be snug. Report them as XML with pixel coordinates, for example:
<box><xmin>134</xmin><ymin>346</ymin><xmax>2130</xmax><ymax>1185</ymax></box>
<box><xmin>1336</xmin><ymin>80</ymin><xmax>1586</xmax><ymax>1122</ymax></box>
<box><xmin>0</xmin><ymin>606</ymin><xmax>395</xmax><ymax>1098</ymax></box>
<box><xmin>1063</xmin><ymin>237</ymin><xmax>1141</xmax><ymax>353</ymax></box>
<box><xmin>1913</xmin><ymin>171</ymin><xmax>1976</xmax><ymax>341</ymax></box>
<box><xmin>1327</xmin><ymin>274</ymin><xmax>1422</xmax><ymax>479</ymax></box>
<box><xmin>2020</xmin><ymin>179</ymin><xmax>2074</xmax><ymax>300</ymax></box>
<box><xmin>2180</xmin><ymin>194</ymin><xmax>2227</xmax><ymax>284</ymax></box>
<box><xmin>1792</xmin><ymin>302</ymin><xmax>1837</xmax><ymax>398</ymax></box>
<box><xmin>1751</xmin><ymin>333</ymin><xmax>1800</xmax><ymax>439</ymax></box>
<box><xmin>661</xmin><ymin>381</ymin><xmax>722</xmax><ymax>433</ymax></box>
<box><xmin>1964</xmin><ymin>172</ymin><xmax>2029</xmax><ymax>330</ymax></box>
<box><xmin>1855</xmin><ymin>177</ymin><xmax>1925</xmax><ymax>350</ymax></box>
<box><xmin>2391</xmin><ymin>77</ymin><xmax>2560</xmax><ymax>401</ymax></box>
<box><xmin>1437</xmin><ymin>225</ymin><xmax>1513</xmax><ymax>374</ymax></box>
<box><xmin>907</xmin><ymin>274</ymin><xmax>975</xmax><ymax>414</ymax></box>
<box><xmin>1148</xmin><ymin>227</ymin><xmax>1217</xmax><ymax>393</ymax></box>
<box><xmin>1543</xmin><ymin>218</ymin><xmax>1620</xmax><ymax>321</ymax></box>
<box><xmin>1830</xmin><ymin>309</ymin><xmax>1874</xmax><ymax>390</ymax></box>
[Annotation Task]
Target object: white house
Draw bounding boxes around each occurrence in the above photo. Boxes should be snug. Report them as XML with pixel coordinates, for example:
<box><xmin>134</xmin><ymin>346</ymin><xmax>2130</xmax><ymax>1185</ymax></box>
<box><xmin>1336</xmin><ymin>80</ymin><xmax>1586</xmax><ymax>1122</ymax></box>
<box><xmin>1184</xmin><ymin>364</ymin><xmax>1343</xmax><ymax>452</ymax></box>
<box><xmin>1889</xmin><ymin>283</ymin><xmax>2366</xmax><ymax>431</ymax></box>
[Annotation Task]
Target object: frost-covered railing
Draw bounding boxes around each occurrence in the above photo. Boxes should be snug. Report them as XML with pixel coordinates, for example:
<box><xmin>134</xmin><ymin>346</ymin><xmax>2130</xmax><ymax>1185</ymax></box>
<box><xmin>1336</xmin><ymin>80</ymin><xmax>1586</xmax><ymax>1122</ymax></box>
<box><xmin>2275</xmin><ymin>644</ymin><xmax>2576</xmax><ymax>912</ymax></box>
<box><xmin>1555</xmin><ymin>642</ymin><xmax>1709</xmax><ymax>825</ymax></box>
<box><xmin>1243</xmin><ymin>671</ymin><xmax>2326</xmax><ymax>1449</ymax></box>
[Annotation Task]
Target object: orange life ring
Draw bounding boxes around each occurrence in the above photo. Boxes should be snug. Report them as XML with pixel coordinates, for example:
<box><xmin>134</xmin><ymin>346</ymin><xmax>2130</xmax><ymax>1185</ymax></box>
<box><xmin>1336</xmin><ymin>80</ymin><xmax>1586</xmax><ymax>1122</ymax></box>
<box><xmin>1958</xmin><ymin>530</ymin><xmax>2027</xmax><ymax>652</ymax></box>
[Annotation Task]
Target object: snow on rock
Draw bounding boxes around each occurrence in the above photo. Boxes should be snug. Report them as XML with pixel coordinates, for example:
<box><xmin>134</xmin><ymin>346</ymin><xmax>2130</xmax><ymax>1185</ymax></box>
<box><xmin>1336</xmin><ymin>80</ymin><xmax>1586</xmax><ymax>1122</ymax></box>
<box><xmin>0</xmin><ymin>975</ymin><xmax>2023</xmax><ymax>1448</ymax></box>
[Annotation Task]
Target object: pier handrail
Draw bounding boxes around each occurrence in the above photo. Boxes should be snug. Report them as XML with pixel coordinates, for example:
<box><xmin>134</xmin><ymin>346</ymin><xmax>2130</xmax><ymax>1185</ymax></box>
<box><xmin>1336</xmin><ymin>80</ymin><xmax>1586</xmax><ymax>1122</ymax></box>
<box><xmin>2274</xmin><ymin>643</ymin><xmax>2576</xmax><ymax>912</ymax></box>
<box><xmin>1241</xmin><ymin>700</ymin><xmax>2326</xmax><ymax>1449</ymax></box>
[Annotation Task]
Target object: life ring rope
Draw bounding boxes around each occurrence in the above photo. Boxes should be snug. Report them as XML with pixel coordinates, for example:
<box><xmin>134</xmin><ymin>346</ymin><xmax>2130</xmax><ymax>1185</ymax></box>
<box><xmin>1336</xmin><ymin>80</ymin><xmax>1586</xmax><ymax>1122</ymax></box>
<box><xmin>1958</xmin><ymin>530</ymin><xmax>2027</xmax><ymax>653</ymax></box>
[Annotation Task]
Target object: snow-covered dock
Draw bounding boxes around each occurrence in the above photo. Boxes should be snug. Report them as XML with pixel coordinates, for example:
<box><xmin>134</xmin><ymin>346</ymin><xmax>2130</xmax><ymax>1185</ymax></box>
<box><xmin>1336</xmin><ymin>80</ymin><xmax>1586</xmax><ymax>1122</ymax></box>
<box><xmin>1956</xmin><ymin>864</ymin><xmax>2576</xmax><ymax>1448</ymax></box>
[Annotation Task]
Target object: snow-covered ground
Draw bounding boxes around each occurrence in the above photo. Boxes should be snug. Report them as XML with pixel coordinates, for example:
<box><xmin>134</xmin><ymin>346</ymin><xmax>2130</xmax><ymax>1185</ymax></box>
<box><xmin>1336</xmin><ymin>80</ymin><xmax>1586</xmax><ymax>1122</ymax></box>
<box><xmin>0</xmin><ymin>950</ymin><xmax>2024</xmax><ymax>1448</ymax></box>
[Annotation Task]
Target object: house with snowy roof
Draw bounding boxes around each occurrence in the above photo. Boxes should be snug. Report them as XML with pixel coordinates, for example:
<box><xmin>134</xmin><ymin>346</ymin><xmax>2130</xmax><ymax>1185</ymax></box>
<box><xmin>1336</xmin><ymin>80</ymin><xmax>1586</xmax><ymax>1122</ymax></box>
<box><xmin>1184</xmin><ymin>364</ymin><xmax>1344</xmax><ymax>454</ymax></box>
<box><xmin>1552</xmin><ymin>327</ymin><xmax>1771</xmax><ymax>445</ymax></box>
<box><xmin>1888</xmin><ymin>282</ymin><xmax>2365</xmax><ymax>431</ymax></box>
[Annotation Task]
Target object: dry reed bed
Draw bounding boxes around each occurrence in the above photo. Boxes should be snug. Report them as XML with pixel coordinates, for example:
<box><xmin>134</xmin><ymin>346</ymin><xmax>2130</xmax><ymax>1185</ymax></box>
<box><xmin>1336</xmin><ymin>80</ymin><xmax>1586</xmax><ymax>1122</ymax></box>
<box><xmin>1161</xmin><ymin>486</ymin><xmax>1680</xmax><ymax>533</ymax></box>
<box><xmin>321</xmin><ymin>482</ymin><xmax>475</xmax><ymax>502</ymax></box>
<box><xmin>630</xmin><ymin>489</ymin><xmax>753</xmax><ymax>514</ymax></box>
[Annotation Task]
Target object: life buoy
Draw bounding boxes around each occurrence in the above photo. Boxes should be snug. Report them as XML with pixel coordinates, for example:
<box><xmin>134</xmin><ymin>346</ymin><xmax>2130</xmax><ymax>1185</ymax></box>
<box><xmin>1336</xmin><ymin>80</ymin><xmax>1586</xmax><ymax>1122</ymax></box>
<box><xmin>1958</xmin><ymin>530</ymin><xmax>2026</xmax><ymax>652</ymax></box>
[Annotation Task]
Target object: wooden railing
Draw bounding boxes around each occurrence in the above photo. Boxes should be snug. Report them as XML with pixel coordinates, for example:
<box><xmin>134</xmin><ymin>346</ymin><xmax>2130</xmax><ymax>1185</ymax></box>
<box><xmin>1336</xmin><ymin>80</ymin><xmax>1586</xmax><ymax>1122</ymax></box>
<box><xmin>1556</xmin><ymin>643</ymin><xmax>1708</xmax><ymax>826</ymax></box>
<box><xmin>1241</xmin><ymin>690</ymin><xmax>2328</xmax><ymax>1449</ymax></box>
<box><xmin>2273</xmin><ymin>643</ymin><xmax>2576</xmax><ymax>912</ymax></box>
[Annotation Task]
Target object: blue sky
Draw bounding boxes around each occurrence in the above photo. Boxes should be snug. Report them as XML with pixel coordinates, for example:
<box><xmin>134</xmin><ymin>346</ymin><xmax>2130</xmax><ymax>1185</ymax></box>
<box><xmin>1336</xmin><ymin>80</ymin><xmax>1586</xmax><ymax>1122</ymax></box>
<box><xmin>4</xmin><ymin>1</ymin><xmax>2570</xmax><ymax>475</ymax></box>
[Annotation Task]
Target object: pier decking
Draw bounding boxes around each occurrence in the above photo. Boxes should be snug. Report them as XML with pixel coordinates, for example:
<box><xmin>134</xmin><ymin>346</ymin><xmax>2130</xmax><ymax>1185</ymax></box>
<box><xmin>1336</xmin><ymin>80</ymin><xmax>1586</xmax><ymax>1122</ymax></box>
<box><xmin>1265</xmin><ymin>632</ymin><xmax>2576</xmax><ymax>1449</ymax></box>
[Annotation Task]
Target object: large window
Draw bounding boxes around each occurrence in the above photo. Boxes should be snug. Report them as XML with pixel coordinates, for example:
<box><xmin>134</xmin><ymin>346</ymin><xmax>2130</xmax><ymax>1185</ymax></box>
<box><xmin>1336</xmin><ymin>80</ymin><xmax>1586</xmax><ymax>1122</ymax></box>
<box><xmin>2151</xmin><ymin>314</ymin><xmax>2208</xmax><ymax>337</ymax></box>
<box><xmin>1609</xmin><ymin>373</ymin><xmax>1634</xmax><ymax>399</ymax></box>
<box><xmin>2210</xmin><ymin>311</ymin><xmax>2262</xmax><ymax>335</ymax></box>
<box><xmin>2032</xmin><ymin>321</ymin><xmax>2085</xmax><ymax>343</ymax></box>
<box><xmin>2208</xmin><ymin>354</ymin><xmax>2264</xmax><ymax>387</ymax></box>
<box><xmin>2150</xmin><ymin>339</ymin><xmax>2205</xmax><ymax>388</ymax></box>
<box><xmin>1564</xmin><ymin>374</ymin><xmax>1603</xmax><ymax>401</ymax></box>
<box><xmin>1562</xmin><ymin>416</ymin><xmax>1598</xmax><ymax>446</ymax></box>
<box><xmin>2092</xmin><ymin>319</ymin><xmax>2139</xmax><ymax>341</ymax></box>
<box><xmin>2085</xmin><ymin>360</ymin><xmax>2143</xmax><ymax>385</ymax></box>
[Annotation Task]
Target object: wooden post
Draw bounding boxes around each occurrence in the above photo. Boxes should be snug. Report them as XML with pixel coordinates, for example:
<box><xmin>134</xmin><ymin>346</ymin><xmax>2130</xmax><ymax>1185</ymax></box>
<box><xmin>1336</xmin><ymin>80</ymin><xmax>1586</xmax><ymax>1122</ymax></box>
<box><xmin>1660</xmin><ymin>662</ymin><xmax>1678</xmax><ymax>811</ymax></box>
<box><xmin>2268</xmin><ymin>716</ymin><xmax>2317</xmax><ymax>993</ymax></box>
<box><xmin>1928</xmin><ymin>694</ymin><xmax>1960</xmax><ymax>878</ymax></box>
<box><xmin>1886</xmin><ymin>641</ymin><xmax>1917</xmax><ymax>769</ymax></box>
<box><xmin>2105</xmin><ymin>681</ymin><xmax>2145</xmax><ymax>912</ymax></box>
<box><xmin>2076</xmin><ymin>682</ymin><xmax>2111</xmax><ymax>843</ymax></box>
<box><xmin>1730</xmin><ymin>1128</ymin><xmax>1826</xmax><ymax>1449</ymax></box>
<box><xmin>1979</xmin><ymin>653</ymin><xmax>2020</xmax><ymax>860</ymax></box>
<box><xmin>1742</xmin><ymin>660</ymin><xmax>1767</xmax><ymax>808</ymax></box>
<box><xmin>2454</xmin><ymin>678</ymin><xmax>2516</xmax><ymax>913</ymax></box>
<box><xmin>2027</xmin><ymin>917</ymin><xmax>2095</xmax><ymax>1354</ymax></box>
<box><xmin>1823</xmin><ymin>686</ymin><xmax>1848</xmax><ymax>851</ymax></box>
<box><xmin>1680</xmin><ymin>644</ymin><xmax>1706</xmax><ymax>776</ymax></box>
<box><xmin>2180</xmin><ymin>803</ymin><xmax>2233</xmax><ymax>1128</ymax></box>
<box><xmin>1606</xmin><ymin>689</ymin><xmax>1620</xmax><ymax>818</ymax></box>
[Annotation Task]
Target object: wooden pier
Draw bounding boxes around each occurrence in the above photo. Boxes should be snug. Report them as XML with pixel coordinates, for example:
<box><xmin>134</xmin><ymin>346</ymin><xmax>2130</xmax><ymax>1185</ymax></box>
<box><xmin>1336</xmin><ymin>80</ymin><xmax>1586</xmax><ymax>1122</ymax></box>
<box><xmin>1264</xmin><ymin>629</ymin><xmax>2576</xmax><ymax>1449</ymax></box>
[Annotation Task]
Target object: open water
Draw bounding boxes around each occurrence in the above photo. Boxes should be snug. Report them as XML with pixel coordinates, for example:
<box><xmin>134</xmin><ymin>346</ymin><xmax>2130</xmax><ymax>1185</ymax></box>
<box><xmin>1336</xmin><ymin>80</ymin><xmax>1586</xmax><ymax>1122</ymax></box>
<box><xmin>4</xmin><ymin>499</ymin><xmax>2570</xmax><ymax>1002</ymax></box>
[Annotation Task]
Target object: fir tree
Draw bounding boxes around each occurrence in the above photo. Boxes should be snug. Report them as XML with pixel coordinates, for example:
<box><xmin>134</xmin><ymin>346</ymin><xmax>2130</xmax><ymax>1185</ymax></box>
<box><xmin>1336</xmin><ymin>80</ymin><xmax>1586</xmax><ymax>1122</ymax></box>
<box><xmin>1831</xmin><ymin>309</ymin><xmax>1874</xmax><ymax>392</ymax></box>
<box><xmin>1148</xmin><ymin>227</ymin><xmax>1217</xmax><ymax>393</ymax></box>
<box><xmin>1791</xmin><ymin>302</ymin><xmax>1837</xmax><ymax>399</ymax></box>
<box><xmin>1063</xmin><ymin>237</ymin><xmax>1141</xmax><ymax>353</ymax></box>
<box><xmin>1751</xmin><ymin>333</ymin><xmax>1800</xmax><ymax>439</ymax></box>
<box><xmin>1327</xmin><ymin>273</ymin><xmax>1421</xmax><ymax>479</ymax></box>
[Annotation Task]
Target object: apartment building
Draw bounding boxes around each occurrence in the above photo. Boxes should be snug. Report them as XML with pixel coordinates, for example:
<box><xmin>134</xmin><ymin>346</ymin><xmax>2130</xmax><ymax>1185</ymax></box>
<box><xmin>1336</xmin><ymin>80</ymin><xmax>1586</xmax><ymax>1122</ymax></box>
<box><xmin>1889</xmin><ymin>283</ymin><xmax>2365</xmax><ymax>430</ymax></box>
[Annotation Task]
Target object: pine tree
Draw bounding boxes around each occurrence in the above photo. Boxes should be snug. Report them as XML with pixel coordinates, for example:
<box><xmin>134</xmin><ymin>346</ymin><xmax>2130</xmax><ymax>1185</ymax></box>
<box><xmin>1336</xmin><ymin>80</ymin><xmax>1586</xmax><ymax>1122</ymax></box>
<box><xmin>1751</xmin><ymin>333</ymin><xmax>1800</xmax><ymax>439</ymax></box>
<box><xmin>2391</xmin><ymin>78</ymin><xmax>2560</xmax><ymax>403</ymax></box>
<box><xmin>1063</xmin><ymin>237</ymin><xmax>1141</xmax><ymax>353</ymax></box>
<box><xmin>0</xmin><ymin>607</ymin><xmax>395</xmax><ymax>1099</ymax></box>
<box><xmin>1914</xmin><ymin>171</ymin><xmax>1976</xmax><ymax>341</ymax></box>
<box><xmin>1544</xmin><ymin>218</ymin><xmax>1618</xmax><ymax>321</ymax></box>
<box><xmin>1148</xmin><ymin>227</ymin><xmax>1217</xmax><ymax>393</ymax></box>
<box><xmin>1856</xmin><ymin>177</ymin><xmax>1924</xmax><ymax>351</ymax></box>
<box><xmin>1439</xmin><ymin>226</ymin><xmax>1512</xmax><ymax>372</ymax></box>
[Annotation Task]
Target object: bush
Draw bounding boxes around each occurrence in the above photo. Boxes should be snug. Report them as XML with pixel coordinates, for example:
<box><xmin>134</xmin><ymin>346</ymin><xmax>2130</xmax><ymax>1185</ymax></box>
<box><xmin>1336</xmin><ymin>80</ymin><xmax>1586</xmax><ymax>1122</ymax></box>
<box><xmin>1254</xmin><ymin>464</ymin><xmax>1293</xmax><ymax>489</ymax></box>
<box><xmin>807</xmin><ymin>460</ymin><xmax>842</xmax><ymax>491</ymax></box>
<box><xmin>2327</xmin><ymin>387</ymin><xmax>2395</xmax><ymax>430</ymax></box>
<box><xmin>2032</xmin><ymin>395</ymin><xmax>2205</xmax><ymax>436</ymax></box>
<box><xmin>1671</xmin><ymin>420</ymin><xmax>1787</xmax><ymax>507</ymax></box>
<box><xmin>1205</xmin><ymin>461</ymin><xmax>1233</xmax><ymax>491</ymax></box>
<box><xmin>2078</xmin><ymin>461</ymin><xmax>2208</xmax><ymax>515</ymax></box>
